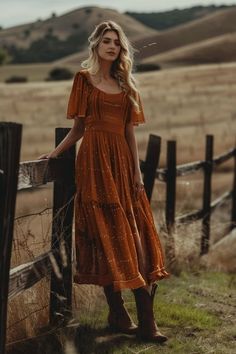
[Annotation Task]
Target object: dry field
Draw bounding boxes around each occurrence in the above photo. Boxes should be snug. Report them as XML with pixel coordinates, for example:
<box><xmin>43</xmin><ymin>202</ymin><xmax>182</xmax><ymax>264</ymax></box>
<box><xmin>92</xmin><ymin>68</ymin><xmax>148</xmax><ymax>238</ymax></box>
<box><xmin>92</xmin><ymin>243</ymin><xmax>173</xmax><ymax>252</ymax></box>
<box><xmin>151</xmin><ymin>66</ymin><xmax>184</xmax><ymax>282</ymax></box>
<box><xmin>0</xmin><ymin>63</ymin><xmax>80</xmax><ymax>82</ymax></box>
<box><xmin>2</xmin><ymin>62</ymin><xmax>235</xmax><ymax>347</ymax></box>
<box><xmin>0</xmin><ymin>61</ymin><xmax>236</xmax><ymax>162</ymax></box>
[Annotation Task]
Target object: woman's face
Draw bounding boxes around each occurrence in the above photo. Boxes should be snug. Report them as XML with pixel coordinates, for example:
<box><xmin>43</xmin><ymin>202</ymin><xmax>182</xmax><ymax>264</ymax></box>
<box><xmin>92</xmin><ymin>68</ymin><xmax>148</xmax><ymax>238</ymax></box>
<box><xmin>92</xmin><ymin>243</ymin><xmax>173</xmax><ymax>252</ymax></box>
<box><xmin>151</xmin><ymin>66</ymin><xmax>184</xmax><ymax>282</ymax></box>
<box><xmin>97</xmin><ymin>30</ymin><xmax>121</xmax><ymax>62</ymax></box>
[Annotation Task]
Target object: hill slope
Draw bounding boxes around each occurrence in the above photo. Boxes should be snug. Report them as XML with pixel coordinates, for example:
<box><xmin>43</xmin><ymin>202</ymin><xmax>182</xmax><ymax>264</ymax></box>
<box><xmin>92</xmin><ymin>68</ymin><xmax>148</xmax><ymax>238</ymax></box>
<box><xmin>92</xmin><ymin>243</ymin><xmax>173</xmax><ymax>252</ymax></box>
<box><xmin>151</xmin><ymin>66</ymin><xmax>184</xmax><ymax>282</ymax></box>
<box><xmin>143</xmin><ymin>32</ymin><xmax>236</xmax><ymax>67</ymax></box>
<box><xmin>57</xmin><ymin>7</ymin><xmax>236</xmax><ymax>66</ymax></box>
<box><xmin>134</xmin><ymin>7</ymin><xmax>236</xmax><ymax>61</ymax></box>
<box><xmin>0</xmin><ymin>6</ymin><xmax>157</xmax><ymax>49</ymax></box>
<box><xmin>125</xmin><ymin>5</ymin><xmax>234</xmax><ymax>30</ymax></box>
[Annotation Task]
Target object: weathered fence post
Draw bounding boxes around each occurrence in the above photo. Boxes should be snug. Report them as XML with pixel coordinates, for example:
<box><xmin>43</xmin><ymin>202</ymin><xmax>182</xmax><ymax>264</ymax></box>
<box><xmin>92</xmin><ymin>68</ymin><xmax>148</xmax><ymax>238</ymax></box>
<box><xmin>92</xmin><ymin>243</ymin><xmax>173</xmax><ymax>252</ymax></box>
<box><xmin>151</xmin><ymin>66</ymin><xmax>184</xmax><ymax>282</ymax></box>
<box><xmin>201</xmin><ymin>134</ymin><xmax>214</xmax><ymax>255</ymax></box>
<box><xmin>231</xmin><ymin>146</ymin><xmax>236</xmax><ymax>229</ymax></box>
<box><xmin>143</xmin><ymin>135</ymin><xmax>161</xmax><ymax>201</ymax></box>
<box><xmin>166</xmin><ymin>140</ymin><xmax>176</xmax><ymax>233</ymax></box>
<box><xmin>165</xmin><ymin>140</ymin><xmax>177</xmax><ymax>269</ymax></box>
<box><xmin>49</xmin><ymin>128</ymin><xmax>76</xmax><ymax>325</ymax></box>
<box><xmin>0</xmin><ymin>122</ymin><xmax>22</xmax><ymax>354</ymax></box>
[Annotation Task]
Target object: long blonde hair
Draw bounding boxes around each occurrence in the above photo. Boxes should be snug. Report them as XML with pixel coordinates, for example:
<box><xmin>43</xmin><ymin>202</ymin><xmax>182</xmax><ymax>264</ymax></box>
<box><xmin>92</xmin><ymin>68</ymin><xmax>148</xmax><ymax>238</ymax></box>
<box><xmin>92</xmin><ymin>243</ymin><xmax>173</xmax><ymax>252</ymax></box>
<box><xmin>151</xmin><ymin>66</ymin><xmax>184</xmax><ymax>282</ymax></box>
<box><xmin>81</xmin><ymin>20</ymin><xmax>141</xmax><ymax>113</ymax></box>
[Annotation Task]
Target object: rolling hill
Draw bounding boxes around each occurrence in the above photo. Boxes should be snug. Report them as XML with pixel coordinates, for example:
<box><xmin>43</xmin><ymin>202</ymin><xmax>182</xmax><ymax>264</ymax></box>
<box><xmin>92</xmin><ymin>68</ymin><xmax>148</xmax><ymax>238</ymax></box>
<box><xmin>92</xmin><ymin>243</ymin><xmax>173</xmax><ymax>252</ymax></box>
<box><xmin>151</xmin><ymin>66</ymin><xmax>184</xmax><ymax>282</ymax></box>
<box><xmin>125</xmin><ymin>5</ymin><xmax>234</xmax><ymax>30</ymax></box>
<box><xmin>134</xmin><ymin>6</ymin><xmax>236</xmax><ymax>61</ymax></box>
<box><xmin>0</xmin><ymin>6</ymin><xmax>157</xmax><ymax>50</ymax></box>
<box><xmin>56</xmin><ymin>6</ymin><xmax>236</xmax><ymax>67</ymax></box>
<box><xmin>142</xmin><ymin>32</ymin><xmax>236</xmax><ymax>67</ymax></box>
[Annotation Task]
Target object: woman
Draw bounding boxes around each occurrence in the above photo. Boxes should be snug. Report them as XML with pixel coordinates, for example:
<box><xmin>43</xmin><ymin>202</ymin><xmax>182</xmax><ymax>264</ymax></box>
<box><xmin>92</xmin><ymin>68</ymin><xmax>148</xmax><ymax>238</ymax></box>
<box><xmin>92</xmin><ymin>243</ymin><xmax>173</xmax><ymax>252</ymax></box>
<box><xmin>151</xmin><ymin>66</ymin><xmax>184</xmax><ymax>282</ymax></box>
<box><xmin>39</xmin><ymin>20</ymin><xmax>170</xmax><ymax>342</ymax></box>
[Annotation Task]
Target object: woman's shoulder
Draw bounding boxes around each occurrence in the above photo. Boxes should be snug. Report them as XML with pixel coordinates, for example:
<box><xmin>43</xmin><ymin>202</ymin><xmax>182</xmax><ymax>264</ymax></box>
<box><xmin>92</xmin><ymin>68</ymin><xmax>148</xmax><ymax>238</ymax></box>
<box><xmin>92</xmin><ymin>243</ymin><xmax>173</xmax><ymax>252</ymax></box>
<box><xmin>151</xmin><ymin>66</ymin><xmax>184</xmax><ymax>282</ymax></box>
<box><xmin>73</xmin><ymin>69</ymin><xmax>91</xmax><ymax>87</ymax></box>
<box><xmin>75</xmin><ymin>69</ymin><xmax>88</xmax><ymax>78</ymax></box>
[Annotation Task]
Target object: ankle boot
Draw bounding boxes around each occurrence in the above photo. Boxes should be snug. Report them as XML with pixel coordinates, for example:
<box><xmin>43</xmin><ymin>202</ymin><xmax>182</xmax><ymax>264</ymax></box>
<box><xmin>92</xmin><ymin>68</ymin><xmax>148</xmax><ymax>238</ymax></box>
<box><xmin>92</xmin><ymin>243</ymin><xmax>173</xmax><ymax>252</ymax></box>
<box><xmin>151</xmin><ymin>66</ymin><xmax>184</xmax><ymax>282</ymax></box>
<box><xmin>133</xmin><ymin>284</ymin><xmax>168</xmax><ymax>343</ymax></box>
<box><xmin>103</xmin><ymin>285</ymin><xmax>137</xmax><ymax>335</ymax></box>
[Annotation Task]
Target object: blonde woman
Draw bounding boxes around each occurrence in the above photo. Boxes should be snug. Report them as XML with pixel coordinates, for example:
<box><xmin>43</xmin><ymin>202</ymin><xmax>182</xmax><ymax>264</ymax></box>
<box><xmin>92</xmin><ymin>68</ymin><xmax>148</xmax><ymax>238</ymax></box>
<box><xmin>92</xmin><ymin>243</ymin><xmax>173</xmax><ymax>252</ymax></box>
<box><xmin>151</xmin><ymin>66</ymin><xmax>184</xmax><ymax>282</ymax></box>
<box><xmin>39</xmin><ymin>20</ymin><xmax>170</xmax><ymax>342</ymax></box>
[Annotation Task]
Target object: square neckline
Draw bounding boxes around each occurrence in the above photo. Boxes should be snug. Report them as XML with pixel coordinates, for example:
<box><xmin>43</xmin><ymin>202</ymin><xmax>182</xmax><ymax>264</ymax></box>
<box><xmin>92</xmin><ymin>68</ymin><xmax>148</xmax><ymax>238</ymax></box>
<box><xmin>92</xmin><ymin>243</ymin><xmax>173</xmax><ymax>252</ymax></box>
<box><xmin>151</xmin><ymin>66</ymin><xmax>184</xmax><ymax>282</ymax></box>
<box><xmin>83</xmin><ymin>70</ymin><xmax>124</xmax><ymax>96</ymax></box>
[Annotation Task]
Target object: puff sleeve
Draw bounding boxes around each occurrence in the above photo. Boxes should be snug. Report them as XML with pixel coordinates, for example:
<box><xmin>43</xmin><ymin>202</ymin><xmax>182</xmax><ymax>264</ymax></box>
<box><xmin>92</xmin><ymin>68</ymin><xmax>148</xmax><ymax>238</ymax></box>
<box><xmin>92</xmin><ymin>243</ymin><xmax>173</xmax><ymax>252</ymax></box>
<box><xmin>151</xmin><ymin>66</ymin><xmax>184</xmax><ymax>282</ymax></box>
<box><xmin>127</xmin><ymin>92</ymin><xmax>146</xmax><ymax>126</ymax></box>
<box><xmin>66</xmin><ymin>72</ymin><xmax>89</xmax><ymax>119</ymax></box>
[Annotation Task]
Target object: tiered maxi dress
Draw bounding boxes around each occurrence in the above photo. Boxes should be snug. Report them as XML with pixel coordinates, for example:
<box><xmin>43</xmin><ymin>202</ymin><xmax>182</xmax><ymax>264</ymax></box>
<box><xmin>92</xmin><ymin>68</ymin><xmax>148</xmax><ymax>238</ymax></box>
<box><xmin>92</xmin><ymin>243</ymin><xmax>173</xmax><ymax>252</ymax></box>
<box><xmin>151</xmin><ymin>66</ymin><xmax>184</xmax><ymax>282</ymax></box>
<box><xmin>67</xmin><ymin>69</ymin><xmax>170</xmax><ymax>291</ymax></box>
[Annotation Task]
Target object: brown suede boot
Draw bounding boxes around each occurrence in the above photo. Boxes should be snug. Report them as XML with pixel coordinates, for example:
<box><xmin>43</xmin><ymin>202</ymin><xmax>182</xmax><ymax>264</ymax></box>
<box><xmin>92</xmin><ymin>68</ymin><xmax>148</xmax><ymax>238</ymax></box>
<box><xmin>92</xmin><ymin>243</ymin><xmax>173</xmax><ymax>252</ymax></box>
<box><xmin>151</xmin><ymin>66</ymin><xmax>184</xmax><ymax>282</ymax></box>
<box><xmin>103</xmin><ymin>285</ymin><xmax>137</xmax><ymax>335</ymax></box>
<box><xmin>133</xmin><ymin>284</ymin><xmax>168</xmax><ymax>343</ymax></box>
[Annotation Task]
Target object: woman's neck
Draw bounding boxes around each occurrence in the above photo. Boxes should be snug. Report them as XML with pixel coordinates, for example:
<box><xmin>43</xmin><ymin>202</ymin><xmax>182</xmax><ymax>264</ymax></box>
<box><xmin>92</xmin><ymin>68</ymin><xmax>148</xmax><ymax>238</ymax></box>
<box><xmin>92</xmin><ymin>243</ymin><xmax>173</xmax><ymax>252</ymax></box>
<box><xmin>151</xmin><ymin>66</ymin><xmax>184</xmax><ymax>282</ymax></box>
<box><xmin>98</xmin><ymin>60</ymin><xmax>112</xmax><ymax>79</ymax></box>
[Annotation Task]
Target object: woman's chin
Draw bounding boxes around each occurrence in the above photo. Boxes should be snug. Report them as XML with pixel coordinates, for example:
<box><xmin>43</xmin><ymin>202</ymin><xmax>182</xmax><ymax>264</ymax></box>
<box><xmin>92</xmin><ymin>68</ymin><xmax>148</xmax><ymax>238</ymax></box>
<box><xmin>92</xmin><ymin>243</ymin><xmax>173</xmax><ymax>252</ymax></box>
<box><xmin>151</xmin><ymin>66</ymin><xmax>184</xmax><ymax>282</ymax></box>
<box><xmin>99</xmin><ymin>55</ymin><xmax>117</xmax><ymax>62</ymax></box>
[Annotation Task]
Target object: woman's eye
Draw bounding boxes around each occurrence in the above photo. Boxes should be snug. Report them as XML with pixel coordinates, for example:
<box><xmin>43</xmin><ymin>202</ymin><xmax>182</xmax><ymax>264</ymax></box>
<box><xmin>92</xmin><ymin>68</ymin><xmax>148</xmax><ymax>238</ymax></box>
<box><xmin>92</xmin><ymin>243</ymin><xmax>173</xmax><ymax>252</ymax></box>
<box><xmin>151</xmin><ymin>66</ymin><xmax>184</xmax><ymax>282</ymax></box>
<box><xmin>103</xmin><ymin>40</ymin><xmax>120</xmax><ymax>46</ymax></box>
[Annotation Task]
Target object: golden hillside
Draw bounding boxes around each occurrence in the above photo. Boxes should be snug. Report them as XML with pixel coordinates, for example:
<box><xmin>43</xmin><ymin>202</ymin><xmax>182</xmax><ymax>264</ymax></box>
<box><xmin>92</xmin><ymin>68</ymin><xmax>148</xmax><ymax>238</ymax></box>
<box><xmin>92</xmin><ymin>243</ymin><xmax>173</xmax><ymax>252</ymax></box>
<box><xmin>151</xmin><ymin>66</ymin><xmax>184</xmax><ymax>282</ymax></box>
<box><xmin>143</xmin><ymin>32</ymin><xmax>236</xmax><ymax>67</ymax></box>
<box><xmin>134</xmin><ymin>6</ymin><xmax>236</xmax><ymax>61</ymax></box>
<box><xmin>0</xmin><ymin>6</ymin><xmax>157</xmax><ymax>49</ymax></box>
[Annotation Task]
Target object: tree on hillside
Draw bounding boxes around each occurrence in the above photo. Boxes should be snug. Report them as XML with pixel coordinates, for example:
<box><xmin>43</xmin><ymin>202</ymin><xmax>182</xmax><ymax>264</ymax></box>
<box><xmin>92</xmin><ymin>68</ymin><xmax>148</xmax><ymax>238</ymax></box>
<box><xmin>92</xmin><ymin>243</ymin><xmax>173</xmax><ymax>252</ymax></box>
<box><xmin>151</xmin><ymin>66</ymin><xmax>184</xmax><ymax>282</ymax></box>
<box><xmin>72</xmin><ymin>23</ymin><xmax>80</xmax><ymax>30</ymax></box>
<box><xmin>0</xmin><ymin>48</ymin><xmax>9</xmax><ymax>65</ymax></box>
<box><xmin>47</xmin><ymin>27</ymin><xmax>54</xmax><ymax>35</ymax></box>
<box><xmin>23</xmin><ymin>28</ymin><xmax>31</xmax><ymax>38</ymax></box>
<box><xmin>7</xmin><ymin>29</ymin><xmax>88</xmax><ymax>63</ymax></box>
<box><xmin>85</xmin><ymin>8</ymin><xmax>92</xmax><ymax>14</ymax></box>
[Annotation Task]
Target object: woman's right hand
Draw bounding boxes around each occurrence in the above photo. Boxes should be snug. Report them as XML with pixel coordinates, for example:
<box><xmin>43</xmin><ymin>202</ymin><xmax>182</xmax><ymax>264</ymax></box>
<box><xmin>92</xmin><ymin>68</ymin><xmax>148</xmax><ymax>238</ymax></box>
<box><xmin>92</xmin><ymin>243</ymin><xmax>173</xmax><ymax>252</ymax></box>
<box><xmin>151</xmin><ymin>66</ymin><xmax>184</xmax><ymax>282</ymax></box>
<box><xmin>38</xmin><ymin>153</ymin><xmax>49</xmax><ymax>160</ymax></box>
<box><xmin>38</xmin><ymin>150</ymin><xmax>59</xmax><ymax>160</ymax></box>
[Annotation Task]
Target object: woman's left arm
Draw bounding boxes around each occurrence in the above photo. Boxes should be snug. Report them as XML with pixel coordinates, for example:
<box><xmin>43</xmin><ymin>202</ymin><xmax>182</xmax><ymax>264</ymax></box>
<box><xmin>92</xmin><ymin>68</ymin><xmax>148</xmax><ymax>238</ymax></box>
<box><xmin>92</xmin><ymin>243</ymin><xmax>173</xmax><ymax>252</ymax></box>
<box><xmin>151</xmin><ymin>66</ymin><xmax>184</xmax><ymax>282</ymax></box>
<box><xmin>125</xmin><ymin>122</ymin><xmax>144</xmax><ymax>195</ymax></box>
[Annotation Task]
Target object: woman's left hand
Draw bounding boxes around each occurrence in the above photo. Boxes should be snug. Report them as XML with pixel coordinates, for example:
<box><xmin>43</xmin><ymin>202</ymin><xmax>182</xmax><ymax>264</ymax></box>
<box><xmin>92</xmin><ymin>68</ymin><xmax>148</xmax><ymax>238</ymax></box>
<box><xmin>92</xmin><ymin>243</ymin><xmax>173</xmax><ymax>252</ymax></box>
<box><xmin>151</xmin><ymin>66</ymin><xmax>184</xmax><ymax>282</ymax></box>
<box><xmin>133</xmin><ymin>169</ymin><xmax>145</xmax><ymax>200</ymax></box>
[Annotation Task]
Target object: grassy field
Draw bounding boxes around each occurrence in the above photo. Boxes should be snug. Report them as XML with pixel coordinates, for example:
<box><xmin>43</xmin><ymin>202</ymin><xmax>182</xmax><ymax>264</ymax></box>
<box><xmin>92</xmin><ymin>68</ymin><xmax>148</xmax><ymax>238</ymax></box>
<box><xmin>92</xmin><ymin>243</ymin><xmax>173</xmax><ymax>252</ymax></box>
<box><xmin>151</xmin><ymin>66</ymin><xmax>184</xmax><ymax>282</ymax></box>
<box><xmin>0</xmin><ymin>62</ymin><xmax>235</xmax><ymax>163</ymax></box>
<box><xmin>6</xmin><ymin>270</ymin><xmax>236</xmax><ymax>354</ymax></box>
<box><xmin>0</xmin><ymin>63</ymin><xmax>80</xmax><ymax>82</ymax></box>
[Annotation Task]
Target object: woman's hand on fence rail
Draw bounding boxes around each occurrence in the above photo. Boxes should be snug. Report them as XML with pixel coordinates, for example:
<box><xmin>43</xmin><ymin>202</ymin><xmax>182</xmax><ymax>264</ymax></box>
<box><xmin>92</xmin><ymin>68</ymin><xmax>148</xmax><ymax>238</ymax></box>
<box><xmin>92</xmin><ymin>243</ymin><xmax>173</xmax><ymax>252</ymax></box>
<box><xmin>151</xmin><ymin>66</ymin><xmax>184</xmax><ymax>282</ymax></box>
<box><xmin>37</xmin><ymin>152</ymin><xmax>58</xmax><ymax>160</ymax></box>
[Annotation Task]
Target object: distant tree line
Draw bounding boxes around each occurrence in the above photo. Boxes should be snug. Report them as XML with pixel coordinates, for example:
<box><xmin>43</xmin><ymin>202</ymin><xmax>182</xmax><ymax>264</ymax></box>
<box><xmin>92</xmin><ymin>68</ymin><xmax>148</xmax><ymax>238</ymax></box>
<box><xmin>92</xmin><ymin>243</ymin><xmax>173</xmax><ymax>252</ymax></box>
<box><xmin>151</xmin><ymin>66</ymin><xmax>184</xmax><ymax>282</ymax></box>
<box><xmin>5</xmin><ymin>30</ymin><xmax>88</xmax><ymax>63</ymax></box>
<box><xmin>126</xmin><ymin>5</ymin><xmax>234</xmax><ymax>30</ymax></box>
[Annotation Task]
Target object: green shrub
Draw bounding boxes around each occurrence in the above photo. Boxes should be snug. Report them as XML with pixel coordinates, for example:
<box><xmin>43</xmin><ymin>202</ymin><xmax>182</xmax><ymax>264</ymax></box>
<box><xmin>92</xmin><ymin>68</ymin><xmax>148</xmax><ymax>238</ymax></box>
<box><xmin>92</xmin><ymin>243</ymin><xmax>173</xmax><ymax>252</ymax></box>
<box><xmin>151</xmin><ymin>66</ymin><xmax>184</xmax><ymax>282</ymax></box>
<box><xmin>46</xmin><ymin>67</ymin><xmax>73</xmax><ymax>81</ymax></box>
<box><xmin>5</xmin><ymin>76</ymin><xmax>28</xmax><ymax>83</ymax></box>
<box><xmin>7</xmin><ymin>30</ymin><xmax>88</xmax><ymax>63</ymax></box>
<box><xmin>135</xmin><ymin>63</ymin><xmax>161</xmax><ymax>72</ymax></box>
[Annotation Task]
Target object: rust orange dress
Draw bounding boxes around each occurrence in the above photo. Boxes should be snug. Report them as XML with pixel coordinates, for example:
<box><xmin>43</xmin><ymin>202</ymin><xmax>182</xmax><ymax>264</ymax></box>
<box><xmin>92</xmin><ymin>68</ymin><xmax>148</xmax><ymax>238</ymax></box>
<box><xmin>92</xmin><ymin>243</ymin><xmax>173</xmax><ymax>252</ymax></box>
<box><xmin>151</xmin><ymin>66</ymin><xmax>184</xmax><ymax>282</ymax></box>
<box><xmin>67</xmin><ymin>69</ymin><xmax>169</xmax><ymax>291</ymax></box>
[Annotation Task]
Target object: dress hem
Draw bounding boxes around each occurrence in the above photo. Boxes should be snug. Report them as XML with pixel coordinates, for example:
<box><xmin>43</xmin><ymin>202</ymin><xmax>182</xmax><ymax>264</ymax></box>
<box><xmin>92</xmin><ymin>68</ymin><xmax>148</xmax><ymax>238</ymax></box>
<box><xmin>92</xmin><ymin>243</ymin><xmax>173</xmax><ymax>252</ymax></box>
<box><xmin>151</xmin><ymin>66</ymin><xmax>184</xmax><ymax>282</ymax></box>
<box><xmin>73</xmin><ymin>267</ymin><xmax>170</xmax><ymax>291</ymax></box>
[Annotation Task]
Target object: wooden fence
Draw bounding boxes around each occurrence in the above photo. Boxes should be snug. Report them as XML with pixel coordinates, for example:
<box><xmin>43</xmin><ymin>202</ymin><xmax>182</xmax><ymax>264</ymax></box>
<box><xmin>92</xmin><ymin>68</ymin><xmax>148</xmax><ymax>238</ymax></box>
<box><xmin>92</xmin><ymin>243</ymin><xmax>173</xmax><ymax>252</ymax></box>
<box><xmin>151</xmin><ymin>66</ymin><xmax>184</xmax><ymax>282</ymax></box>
<box><xmin>148</xmin><ymin>135</ymin><xmax>236</xmax><ymax>255</ymax></box>
<box><xmin>140</xmin><ymin>134</ymin><xmax>236</xmax><ymax>265</ymax></box>
<box><xmin>0</xmin><ymin>123</ymin><xmax>235</xmax><ymax>354</ymax></box>
<box><xmin>0</xmin><ymin>123</ymin><xmax>76</xmax><ymax>354</ymax></box>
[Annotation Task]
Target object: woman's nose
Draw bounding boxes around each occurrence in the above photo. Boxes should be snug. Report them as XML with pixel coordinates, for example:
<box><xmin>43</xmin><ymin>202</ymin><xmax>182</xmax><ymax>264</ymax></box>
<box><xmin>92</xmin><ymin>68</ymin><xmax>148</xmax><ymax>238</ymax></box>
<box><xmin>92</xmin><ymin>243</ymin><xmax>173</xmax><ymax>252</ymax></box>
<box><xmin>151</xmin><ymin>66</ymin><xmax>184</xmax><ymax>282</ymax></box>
<box><xmin>109</xmin><ymin>42</ymin><xmax>116</xmax><ymax>48</ymax></box>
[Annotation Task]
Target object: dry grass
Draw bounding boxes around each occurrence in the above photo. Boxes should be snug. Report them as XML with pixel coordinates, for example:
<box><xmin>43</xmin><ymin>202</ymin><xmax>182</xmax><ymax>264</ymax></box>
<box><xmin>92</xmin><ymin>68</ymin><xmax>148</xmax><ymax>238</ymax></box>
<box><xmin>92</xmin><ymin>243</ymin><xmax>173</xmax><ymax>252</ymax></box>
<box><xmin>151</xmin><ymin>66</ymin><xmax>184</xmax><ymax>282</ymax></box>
<box><xmin>1</xmin><ymin>62</ymin><xmax>236</xmax><ymax>163</ymax></box>
<box><xmin>7</xmin><ymin>191</ymin><xmax>52</xmax><ymax>344</ymax></box>
<box><xmin>0</xmin><ymin>63</ymin><xmax>81</xmax><ymax>82</ymax></box>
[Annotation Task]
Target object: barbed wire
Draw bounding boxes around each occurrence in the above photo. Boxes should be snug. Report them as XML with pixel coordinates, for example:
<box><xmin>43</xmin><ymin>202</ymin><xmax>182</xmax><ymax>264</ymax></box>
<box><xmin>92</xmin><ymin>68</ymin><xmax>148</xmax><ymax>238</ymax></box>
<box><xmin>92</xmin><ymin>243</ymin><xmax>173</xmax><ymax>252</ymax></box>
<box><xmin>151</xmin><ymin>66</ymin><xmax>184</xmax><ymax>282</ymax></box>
<box><xmin>14</xmin><ymin>207</ymin><xmax>52</xmax><ymax>221</ymax></box>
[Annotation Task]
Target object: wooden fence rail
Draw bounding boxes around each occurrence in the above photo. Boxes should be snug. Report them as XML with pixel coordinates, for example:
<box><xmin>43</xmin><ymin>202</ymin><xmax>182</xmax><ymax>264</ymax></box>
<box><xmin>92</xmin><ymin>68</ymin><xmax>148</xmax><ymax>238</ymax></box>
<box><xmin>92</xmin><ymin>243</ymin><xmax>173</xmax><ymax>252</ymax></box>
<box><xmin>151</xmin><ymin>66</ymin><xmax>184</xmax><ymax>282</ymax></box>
<box><xmin>0</xmin><ymin>123</ymin><xmax>75</xmax><ymax>354</ymax></box>
<box><xmin>0</xmin><ymin>123</ymin><xmax>235</xmax><ymax>354</ymax></box>
<box><xmin>144</xmin><ymin>134</ymin><xmax>236</xmax><ymax>259</ymax></box>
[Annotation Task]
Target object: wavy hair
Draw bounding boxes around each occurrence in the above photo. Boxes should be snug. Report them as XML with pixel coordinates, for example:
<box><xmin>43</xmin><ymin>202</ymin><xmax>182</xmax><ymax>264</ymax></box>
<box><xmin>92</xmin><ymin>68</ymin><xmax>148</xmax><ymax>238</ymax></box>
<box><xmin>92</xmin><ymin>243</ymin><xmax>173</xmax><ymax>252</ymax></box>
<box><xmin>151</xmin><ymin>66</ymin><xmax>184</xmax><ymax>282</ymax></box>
<box><xmin>81</xmin><ymin>20</ymin><xmax>141</xmax><ymax>113</ymax></box>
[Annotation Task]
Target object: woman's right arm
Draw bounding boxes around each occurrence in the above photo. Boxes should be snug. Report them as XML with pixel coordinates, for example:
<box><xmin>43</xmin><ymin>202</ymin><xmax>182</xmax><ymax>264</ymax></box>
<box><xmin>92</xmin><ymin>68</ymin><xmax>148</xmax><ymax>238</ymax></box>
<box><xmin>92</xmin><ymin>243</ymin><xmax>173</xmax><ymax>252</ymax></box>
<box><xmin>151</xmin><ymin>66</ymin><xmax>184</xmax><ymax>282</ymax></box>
<box><xmin>38</xmin><ymin>118</ymin><xmax>85</xmax><ymax>159</ymax></box>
